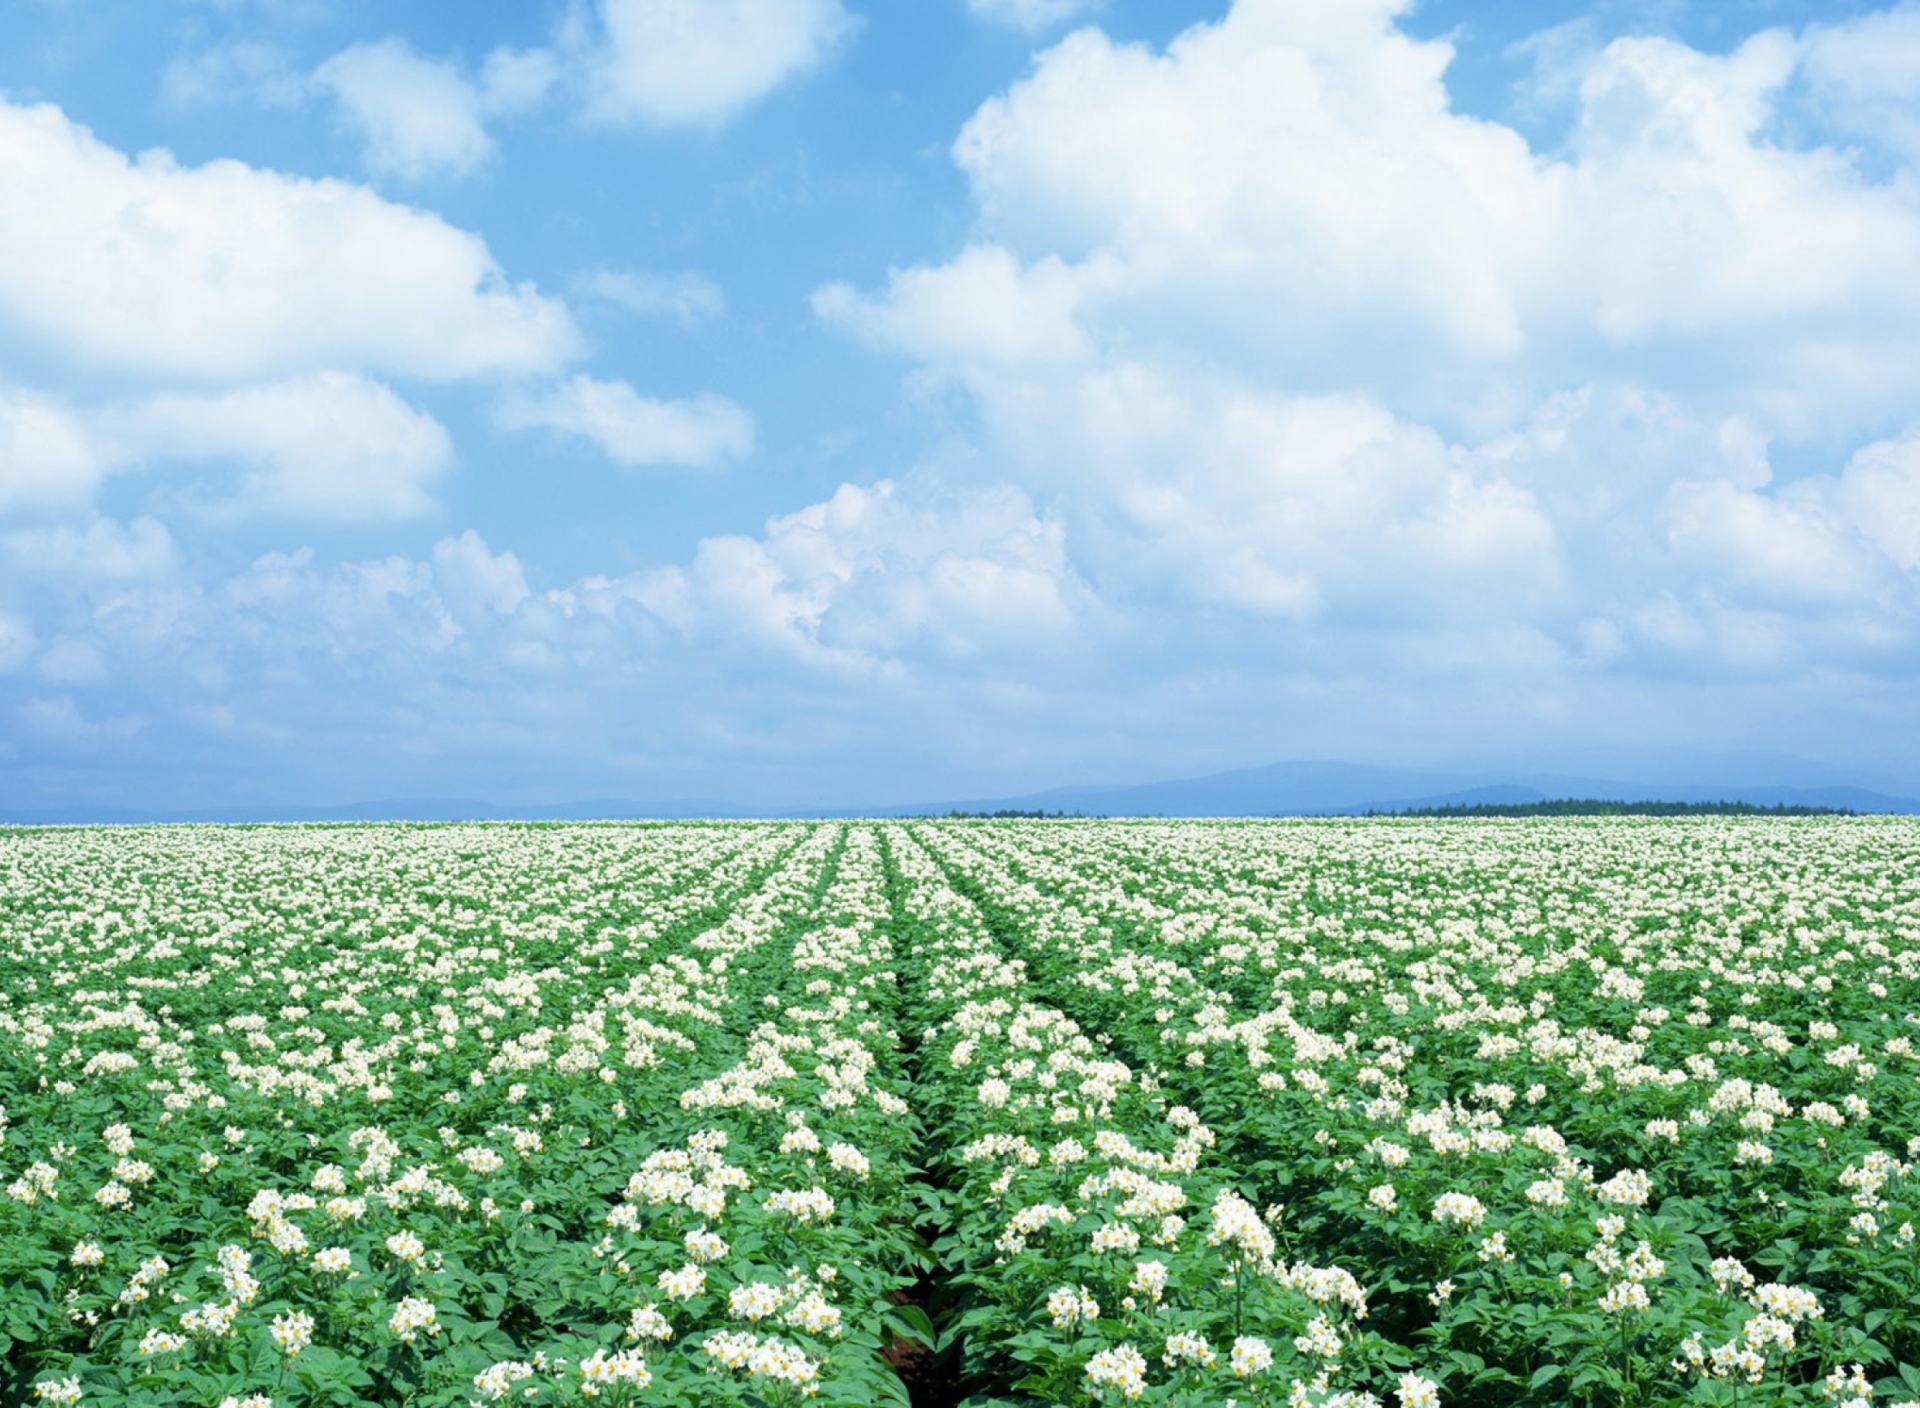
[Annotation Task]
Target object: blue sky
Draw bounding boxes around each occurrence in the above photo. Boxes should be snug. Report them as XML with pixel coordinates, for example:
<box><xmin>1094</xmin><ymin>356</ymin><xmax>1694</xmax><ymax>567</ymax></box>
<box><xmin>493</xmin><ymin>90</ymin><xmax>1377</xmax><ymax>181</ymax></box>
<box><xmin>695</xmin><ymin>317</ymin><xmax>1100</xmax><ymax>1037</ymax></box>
<box><xmin>2</xmin><ymin>0</ymin><xmax>1920</xmax><ymax>809</ymax></box>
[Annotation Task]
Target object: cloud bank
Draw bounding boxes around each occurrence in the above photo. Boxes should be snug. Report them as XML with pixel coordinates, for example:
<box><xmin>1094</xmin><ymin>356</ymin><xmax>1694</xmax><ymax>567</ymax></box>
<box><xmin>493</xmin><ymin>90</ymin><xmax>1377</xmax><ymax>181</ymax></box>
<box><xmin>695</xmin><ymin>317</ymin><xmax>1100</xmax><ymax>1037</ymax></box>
<box><xmin>14</xmin><ymin>0</ymin><xmax>1920</xmax><ymax>805</ymax></box>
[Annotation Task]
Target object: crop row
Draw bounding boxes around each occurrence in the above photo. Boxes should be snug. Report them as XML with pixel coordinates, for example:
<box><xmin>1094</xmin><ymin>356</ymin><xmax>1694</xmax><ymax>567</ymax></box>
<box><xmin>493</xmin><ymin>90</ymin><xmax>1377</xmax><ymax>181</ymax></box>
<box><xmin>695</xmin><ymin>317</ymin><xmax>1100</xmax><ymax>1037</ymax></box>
<box><xmin>5</xmin><ymin>818</ymin><xmax>1920</xmax><ymax>1408</ymax></box>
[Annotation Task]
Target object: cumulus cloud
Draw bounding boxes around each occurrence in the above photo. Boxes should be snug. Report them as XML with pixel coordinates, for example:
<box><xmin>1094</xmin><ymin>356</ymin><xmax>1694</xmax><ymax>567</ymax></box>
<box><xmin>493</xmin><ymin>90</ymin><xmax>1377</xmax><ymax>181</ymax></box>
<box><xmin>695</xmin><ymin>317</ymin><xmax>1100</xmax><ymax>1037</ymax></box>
<box><xmin>583</xmin><ymin>0</ymin><xmax>858</xmax><ymax>126</ymax></box>
<box><xmin>37</xmin><ymin>637</ymin><xmax>108</xmax><ymax>686</ymax></box>
<box><xmin>479</xmin><ymin>46</ymin><xmax>561</xmax><ymax>116</ymax></box>
<box><xmin>432</xmin><ymin>530</ymin><xmax>532</xmax><ymax>621</ymax></box>
<box><xmin>0</xmin><ymin>373</ymin><xmax>461</xmax><ymax>530</ymax></box>
<box><xmin>109</xmin><ymin>373</ymin><xmax>454</xmax><ymax>522</ymax></box>
<box><xmin>0</xmin><ymin>388</ymin><xmax>101</xmax><ymax>513</ymax></box>
<box><xmin>1800</xmin><ymin>4</ymin><xmax>1920</xmax><ymax>162</ymax></box>
<box><xmin>816</xmin><ymin>245</ymin><xmax>1092</xmax><ymax>368</ymax></box>
<box><xmin>312</xmin><ymin>39</ymin><xmax>497</xmax><ymax>180</ymax></box>
<box><xmin>966</xmin><ymin>0</ymin><xmax>1102</xmax><ymax>33</ymax></box>
<box><xmin>584</xmin><ymin>268</ymin><xmax>727</xmax><ymax>326</ymax></box>
<box><xmin>110</xmin><ymin>481</ymin><xmax>1083</xmax><ymax>709</ymax></box>
<box><xmin>18</xmin><ymin>695</ymin><xmax>101</xmax><ymax>740</ymax></box>
<box><xmin>0</xmin><ymin>614</ymin><xmax>33</xmax><ymax>674</ymax></box>
<box><xmin>1837</xmin><ymin>431</ymin><xmax>1920</xmax><ymax>572</ymax></box>
<box><xmin>899</xmin><ymin>0</ymin><xmax>1920</xmax><ymax>430</ymax></box>
<box><xmin>2</xmin><ymin>516</ymin><xmax>177</xmax><ymax>583</ymax></box>
<box><xmin>309</xmin><ymin>40</ymin><xmax>559</xmax><ymax>181</ymax></box>
<box><xmin>0</xmin><ymin>97</ymin><xmax>577</xmax><ymax>382</ymax></box>
<box><xmin>815</xmin><ymin>0</ymin><xmax>1920</xmax><ymax>683</ymax></box>
<box><xmin>614</xmin><ymin>479</ymin><xmax>1081</xmax><ymax>665</ymax></box>
<box><xmin>498</xmin><ymin>376</ymin><xmax>754</xmax><ymax>470</ymax></box>
<box><xmin>162</xmin><ymin>40</ymin><xmax>308</xmax><ymax>109</ymax></box>
<box><xmin>25</xmin><ymin>0</ymin><xmax>1920</xmax><ymax>801</ymax></box>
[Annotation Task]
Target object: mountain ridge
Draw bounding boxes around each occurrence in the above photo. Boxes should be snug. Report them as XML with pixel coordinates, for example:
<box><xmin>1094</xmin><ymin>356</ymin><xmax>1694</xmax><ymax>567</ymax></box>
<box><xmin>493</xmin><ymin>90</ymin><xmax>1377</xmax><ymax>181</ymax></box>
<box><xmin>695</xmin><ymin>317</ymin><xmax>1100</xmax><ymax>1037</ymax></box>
<box><xmin>5</xmin><ymin>756</ymin><xmax>1919</xmax><ymax>823</ymax></box>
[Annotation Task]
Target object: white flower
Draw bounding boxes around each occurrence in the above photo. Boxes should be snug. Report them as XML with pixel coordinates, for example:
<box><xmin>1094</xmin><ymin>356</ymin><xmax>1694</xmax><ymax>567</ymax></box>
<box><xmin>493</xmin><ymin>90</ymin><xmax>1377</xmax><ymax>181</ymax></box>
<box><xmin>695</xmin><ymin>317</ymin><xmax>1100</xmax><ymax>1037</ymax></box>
<box><xmin>1599</xmin><ymin>1281</ymin><xmax>1651</xmax><ymax>1314</ymax></box>
<box><xmin>1596</xmin><ymin>1170</ymin><xmax>1652</xmax><ymax>1206</ymax></box>
<box><xmin>1230</xmin><ymin>1336</ymin><xmax>1274</xmax><ymax>1377</ymax></box>
<box><xmin>1430</xmin><ymin>1192</ymin><xmax>1486</xmax><ymax>1227</ymax></box>
<box><xmin>1129</xmin><ymin>1260</ymin><xmax>1168</xmax><ymax>1303</ymax></box>
<box><xmin>270</xmin><ymin>1310</ymin><xmax>314</xmax><ymax>1358</ymax></box>
<box><xmin>783</xmin><ymin>1290</ymin><xmax>843</xmax><ymax>1337</ymax></box>
<box><xmin>1396</xmin><ymin>1372</ymin><xmax>1441</xmax><ymax>1408</ymax></box>
<box><xmin>579</xmin><ymin>1348</ymin><xmax>650</xmax><ymax>1394</ymax></box>
<box><xmin>627</xmin><ymin>1304</ymin><xmax>674</xmax><ymax>1342</ymax></box>
<box><xmin>658</xmin><ymin>1263</ymin><xmax>706</xmax><ymax>1301</ymax></box>
<box><xmin>763</xmin><ymin>1187</ymin><xmax>835</xmax><ymax>1224</ymax></box>
<box><xmin>1750</xmin><ymin>1283</ymin><xmax>1822</xmax><ymax>1322</ymax></box>
<box><xmin>729</xmin><ymin>1282</ymin><xmax>786</xmax><ymax>1322</ymax></box>
<box><xmin>1526</xmin><ymin>1179</ymin><xmax>1568</xmax><ymax>1208</ymax></box>
<box><xmin>1086</xmin><ymin>1344</ymin><xmax>1148</xmax><ymax>1399</ymax></box>
<box><xmin>1162</xmin><ymin>1331</ymin><xmax>1215</xmax><ymax>1368</ymax></box>
<box><xmin>473</xmin><ymin>1362</ymin><xmax>535</xmax><ymax>1402</ymax></box>
<box><xmin>387</xmin><ymin>1297</ymin><xmax>440</xmax><ymax>1344</ymax></box>
<box><xmin>139</xmin><ymin>1328</ymin><xmax>189</xmax><ymax>1355</ymax></box>
<box><xmin>826</xmin><ymin>1142</ymin><xmax>870</xmax><ymax>1179</ymax></box>
<box><xmin>1047</xmin><ymin>1284</ymin><xmax>1099</xmax><ymax>1328</ymax></box>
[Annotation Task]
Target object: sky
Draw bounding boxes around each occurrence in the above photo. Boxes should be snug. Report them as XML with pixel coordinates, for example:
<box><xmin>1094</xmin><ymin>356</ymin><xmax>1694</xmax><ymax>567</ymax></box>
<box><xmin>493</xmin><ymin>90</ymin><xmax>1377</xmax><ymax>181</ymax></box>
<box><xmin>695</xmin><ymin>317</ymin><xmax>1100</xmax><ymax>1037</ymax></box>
<box><xmin>3</xmin><ymin>0</ymin><xmax>1920</xmax><ymax>810</ymax></box>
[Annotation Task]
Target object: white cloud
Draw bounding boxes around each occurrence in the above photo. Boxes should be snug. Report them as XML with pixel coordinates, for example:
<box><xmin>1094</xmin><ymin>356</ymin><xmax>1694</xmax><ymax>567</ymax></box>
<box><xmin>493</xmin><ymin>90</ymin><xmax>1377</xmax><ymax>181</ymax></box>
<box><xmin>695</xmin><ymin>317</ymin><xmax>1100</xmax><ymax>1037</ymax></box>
<box><xmin>162</xmin><ymin>40</ymin><xmax>307</xmax><ymax>109</ymax></box>
<box><xmin>19</xmin><ymin>695</ymin><xmax>99</xmax><ymax>739</ymax></box>
<box><xmin>111</xmin><ymin>373</ymin><xmax>453</xmax><ymax>522</ymax></box>
<box><xmin>585</xmin><ymin>268</ymin><xmax>726</xmax><ymax>326</ymax></box>
<box><xmin>815</xmin><ymin>0</ymin><xmax>1920</xmax><ymax>677</ymax></box>
<box><xmin>498</xmin><ymin>376</ymin><xmax>753</xmax><ymax>470</ymax></box>
<box><xmin>432</xmin><ymin>530</ymin><xmax>531</xmax><ymax>620</ymax></box>
<box><xmin>0</xmin><ymin>613</ymin><xmax>33</xmax><ymax>673</ymax></box>
<box><xmin>312</xmin><ymin>39</ymin><xmax>495</xmax><ymax>180</ymax></box>
<box><xmin>816</xmin><ymin>245</ymin><xmax>1093</xmax><ymax>368</ymax></box>
<box><xmin>226</xmin><ymin>547</ymin><xmax>459</xmax><ymax>654</ymax></box>
<box><xmin>2</xmin><ymin>516</ymin><xmax>177</xmax><ymax>583</ymax></box>
<box><xmin>967</xmin><ymin>362</ymin><xmax>1563</xmax><ymax>623</ymax></box>
<box><xmin>37</xmin><ymin>637</ymin><xmax>108</xmax><ymax>686</ymax></box>
<box><xmin>966</xmin><ymin>0</ymin><xmax>1101</xmax><ymax>33</ymax></box>
<box><xmin>479</xmin><ymin>46</ymin><xmax>560</xmax><ymax>116</ymax></box>
<box><xmin>0</xmin><ymin>97</ymin><xmax>577</xmax><ymax>382</ymax></box>
<box><xmin>0</xmin><ymin>388</ymin><xmax>101</xmax><ymax>513</ymax></box>
<box><xmin>910</xmin><ymin>2</ymin><xmax>1920</xmax><ymax>429</ymax></box>
<box><xmin>584</xmin><ymin>0</ymin><xmax>858</xmax><ymax>126</ymax></box>
<box><xmin>1663</xmin><ymin>477</ymin><xmax>1870</xmax><ymax>607</ymax></box>
<box><xmin>25</xmin><ymin>1</ymin><xmax>1920</xmax><ymax>799</ymax></box>
<box><xmin>562</xmin><ymin>478</ymin><xmax>1082</xmax><ymax>667</ymax></box>
<box><xmin>1801</xmin><ymin>4</ymin><xmax>1920</xmax><ymax>162</ymax></box>
<box><xmin>1837</xmin><ymin>430</ymin><xmax>1920</xmax><ymax>571</ymax></box>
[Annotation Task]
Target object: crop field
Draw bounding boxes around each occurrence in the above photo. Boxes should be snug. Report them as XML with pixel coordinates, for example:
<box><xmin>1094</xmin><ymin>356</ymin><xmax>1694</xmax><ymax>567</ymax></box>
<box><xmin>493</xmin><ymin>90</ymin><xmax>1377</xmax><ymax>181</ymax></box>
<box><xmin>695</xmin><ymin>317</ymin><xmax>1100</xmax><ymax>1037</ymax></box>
<box><xmin>4</xmin><ymin>820</ymin><xmax>1920</xmax><ymax>1408</ymax></box>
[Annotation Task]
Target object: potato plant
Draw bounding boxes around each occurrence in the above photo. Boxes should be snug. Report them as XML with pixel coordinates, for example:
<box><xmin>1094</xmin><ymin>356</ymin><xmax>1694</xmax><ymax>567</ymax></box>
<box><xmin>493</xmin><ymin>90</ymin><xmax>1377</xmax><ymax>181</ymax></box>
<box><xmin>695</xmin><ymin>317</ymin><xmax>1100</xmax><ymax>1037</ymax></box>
<box><xmin>4</xmin><ymin>817</ymin><xmax>1920</xmax><ymax>1408</ymax></box>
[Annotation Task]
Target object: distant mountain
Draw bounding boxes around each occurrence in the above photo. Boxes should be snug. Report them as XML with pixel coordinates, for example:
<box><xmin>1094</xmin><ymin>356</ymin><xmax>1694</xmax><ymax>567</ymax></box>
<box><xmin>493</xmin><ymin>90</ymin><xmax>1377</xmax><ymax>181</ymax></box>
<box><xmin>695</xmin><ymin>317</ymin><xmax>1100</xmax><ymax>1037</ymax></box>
<box><xmin>5</xmin><ymin>757</ymin><xmax>1919</xmax><ymax>824</ymax></box>
<box><xmin>0</xmin><ymin>798</ymin><xmax>763</xmax><ymax>825</ymax></box>
<box><xmin>921</xmin><ymin>760</ymin><xmax>1920</xmax><ymax>817</ymax></box>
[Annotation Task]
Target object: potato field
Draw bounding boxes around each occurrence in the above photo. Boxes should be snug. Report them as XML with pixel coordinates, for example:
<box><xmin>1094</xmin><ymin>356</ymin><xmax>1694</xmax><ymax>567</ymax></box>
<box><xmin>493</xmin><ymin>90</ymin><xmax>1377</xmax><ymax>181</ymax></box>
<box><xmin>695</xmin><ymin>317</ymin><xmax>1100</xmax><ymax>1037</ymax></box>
<box><xmin>4</xmin><ymin>818</ymin><xmax>1920</xmax><ymax>1408</ymax></box>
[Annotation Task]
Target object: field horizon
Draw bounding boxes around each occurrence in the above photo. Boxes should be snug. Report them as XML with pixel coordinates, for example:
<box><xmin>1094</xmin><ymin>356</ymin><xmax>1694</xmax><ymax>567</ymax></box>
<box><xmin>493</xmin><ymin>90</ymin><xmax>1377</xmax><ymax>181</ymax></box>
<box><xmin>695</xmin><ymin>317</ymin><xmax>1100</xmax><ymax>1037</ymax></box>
<box><xmin>9</xmin><ymin>752</ymin><xmax>1920</xmax><ymax>825</ymax></box>
<box><xmin>6</xmin><ymin>816</ymin><xmax>1920</xmax><ymax>1407</ymax></box>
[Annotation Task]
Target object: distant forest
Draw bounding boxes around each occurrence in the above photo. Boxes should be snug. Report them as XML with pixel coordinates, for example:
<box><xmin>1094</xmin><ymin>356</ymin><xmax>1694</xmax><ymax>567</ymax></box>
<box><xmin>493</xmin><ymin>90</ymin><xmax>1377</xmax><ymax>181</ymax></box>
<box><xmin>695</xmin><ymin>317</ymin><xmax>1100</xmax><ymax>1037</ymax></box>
<box><xmin>1384</xmin><ymin>799</ymin><xmax>1854</xmax><ymax>817</ymax></box>
<box><xmin>944</xmin><ymin>801</ymin><xmax>1857</xmax><ymax>819</ymax></box>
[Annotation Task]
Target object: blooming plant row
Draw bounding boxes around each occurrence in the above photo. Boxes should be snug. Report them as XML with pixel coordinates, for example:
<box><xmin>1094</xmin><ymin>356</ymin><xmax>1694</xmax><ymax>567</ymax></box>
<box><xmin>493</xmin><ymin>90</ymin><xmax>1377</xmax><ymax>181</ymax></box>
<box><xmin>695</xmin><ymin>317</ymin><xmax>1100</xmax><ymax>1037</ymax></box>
<box><xmin>4</xmin><ymin>817</ymin><xmax>1920</xmax><ymax>1407</ymax></box>
<box><xmin>0</xmin><ymin>823</ymin><xmax>925</xmax><ymax>1407</ymax></box>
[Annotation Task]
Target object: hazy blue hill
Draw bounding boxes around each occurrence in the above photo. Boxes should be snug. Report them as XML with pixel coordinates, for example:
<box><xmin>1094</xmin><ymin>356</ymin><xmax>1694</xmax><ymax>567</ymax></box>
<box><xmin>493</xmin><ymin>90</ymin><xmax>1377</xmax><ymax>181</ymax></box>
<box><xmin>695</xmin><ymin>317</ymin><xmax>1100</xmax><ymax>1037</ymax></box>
<box><xmin>930</xmin><ymin>762</ymin><xmax>1920</xmax><ymax>817</ymax></box>
<box><xmin>5</xmin><ymin>757</ymin><xmax>1918</xmax><ymax>823</ymax></box>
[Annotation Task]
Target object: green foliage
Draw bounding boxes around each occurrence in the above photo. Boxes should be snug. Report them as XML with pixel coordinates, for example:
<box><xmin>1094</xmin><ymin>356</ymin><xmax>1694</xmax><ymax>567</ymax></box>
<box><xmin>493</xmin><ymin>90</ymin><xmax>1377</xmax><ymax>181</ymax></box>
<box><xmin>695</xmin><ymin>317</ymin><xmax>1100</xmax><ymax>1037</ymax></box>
<box><xmin>3</xmin><ymin>816</ymin><xmax>1919</xmax><ymax>1408</ymax></box>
